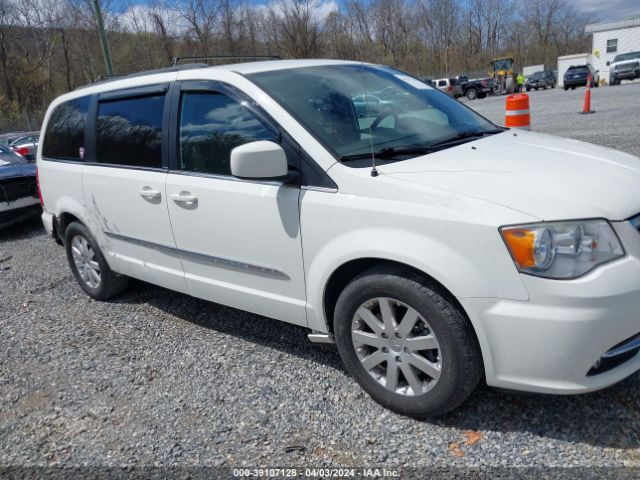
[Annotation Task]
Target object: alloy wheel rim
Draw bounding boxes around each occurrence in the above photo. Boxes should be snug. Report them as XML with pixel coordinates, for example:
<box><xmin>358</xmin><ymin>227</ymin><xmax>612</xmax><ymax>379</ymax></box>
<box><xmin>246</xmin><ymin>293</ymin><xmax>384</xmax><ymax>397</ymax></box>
<box><xmin>71</xmin><ymin>235</ymin><xmax>101</xmax><ymax>289</ymax></box>
<box><xmin>351</xmin><ymin>297</ymin><xmax>442</xmax><ymax>396</ymax></box>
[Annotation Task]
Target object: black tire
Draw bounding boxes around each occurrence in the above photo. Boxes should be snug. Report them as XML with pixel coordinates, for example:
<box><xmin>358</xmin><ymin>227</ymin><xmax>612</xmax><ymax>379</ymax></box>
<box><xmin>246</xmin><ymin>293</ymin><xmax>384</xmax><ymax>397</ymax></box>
<box><xmin>333</xmin><ymin>266</ymin><xmax>482</xmax><ymax>418</ymax></box>
<box><xmin>534</xmin><ymin>87</ymin><xmax>538</xmax><ymax>90</ymax></box>
<box><xmin>64</xmin><ymin>221</ymin><xmax>129</xmax><ymax>300</ymax></box>
<box><xmin>478</xmin><ymin>93</ymin><xmax>486</xmax><ymax>99</ymax></box>
<box><xmin>465</xmin><ymin>88</ymin><xmax>477</xmax><ymax>100</ymax></box>
<box><xmin>564</xmin><ymin>85</ymin><xmax>568</xmax><ymax>91</ymax></box>
<box><xmin>525</xmin><ymin>86</ymin><xmax>531</xmax><ymax>92</ymax></box>
<box><xmin>571</xmin><ymin>86</ymin><xmax>576</xmax><ymax>90</ymax></box>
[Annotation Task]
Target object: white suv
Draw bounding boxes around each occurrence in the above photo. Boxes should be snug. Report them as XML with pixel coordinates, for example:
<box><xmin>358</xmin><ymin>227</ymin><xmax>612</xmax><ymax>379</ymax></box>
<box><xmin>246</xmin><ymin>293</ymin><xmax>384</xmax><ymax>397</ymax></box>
<box><xmin>38</xmin><ymin>60</ymin><xmax>640</xmax><ymax>417</ymax></box>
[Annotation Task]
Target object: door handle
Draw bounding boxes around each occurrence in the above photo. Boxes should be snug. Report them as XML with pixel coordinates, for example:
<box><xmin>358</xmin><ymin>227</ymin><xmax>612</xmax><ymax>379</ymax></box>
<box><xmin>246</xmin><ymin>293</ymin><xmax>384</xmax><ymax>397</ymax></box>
<box><xmin>170</xmin><ymin>192</ymin><xmax>198</xmax><ymax>204</ymax></box>
<box><xmin>138</xmin><ymin>187</ymin><xmax>161</xmax><ymax>200</ymax></box>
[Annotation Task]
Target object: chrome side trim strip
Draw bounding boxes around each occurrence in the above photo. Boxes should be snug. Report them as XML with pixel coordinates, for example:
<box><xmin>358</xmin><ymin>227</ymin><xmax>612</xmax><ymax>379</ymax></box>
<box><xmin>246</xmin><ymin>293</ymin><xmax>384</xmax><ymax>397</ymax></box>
<box><xmin>103</xmin><ymin>231</ymin><xmax>290</xmax><ymax>280</ymax></box>
<box><xmin>301</xmin><ymin>185</ymin><xmax>338</xmax><ymax>193</ymax></box>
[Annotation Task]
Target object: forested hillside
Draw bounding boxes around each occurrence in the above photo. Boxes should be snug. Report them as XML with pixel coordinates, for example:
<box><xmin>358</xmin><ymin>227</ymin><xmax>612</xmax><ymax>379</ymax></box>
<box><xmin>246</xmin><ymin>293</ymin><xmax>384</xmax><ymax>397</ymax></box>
<box><xmin>0</xmin><ymin>0</ymin><xmax>592</xmax><ymax>131</ymax></box>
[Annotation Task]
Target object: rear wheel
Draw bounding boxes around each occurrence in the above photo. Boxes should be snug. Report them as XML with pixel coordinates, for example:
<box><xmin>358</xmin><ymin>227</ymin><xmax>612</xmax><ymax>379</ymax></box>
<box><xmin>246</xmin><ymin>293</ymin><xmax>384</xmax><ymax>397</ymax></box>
<box><xmin>333</xmin><ymin>266</ymin><xmax>482</xmax><ymax>417</ymax></box>
<box><xmin>465</xmin><ymin>88</ymin><xmax>477</xmax><ymax>100</ymax></box>
<box><xmin>65</xmin><ymin>222</ymin><xmax>129</xmax><ymax>300</ymax></box>
<box><xmin>564</xmin><ymin>85</ymin><xmax>569</xmax><ymax>90</ymax></box>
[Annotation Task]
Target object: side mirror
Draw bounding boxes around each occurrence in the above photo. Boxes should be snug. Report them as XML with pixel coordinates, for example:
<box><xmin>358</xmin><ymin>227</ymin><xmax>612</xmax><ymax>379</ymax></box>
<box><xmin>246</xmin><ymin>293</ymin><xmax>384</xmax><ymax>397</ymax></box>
<box><xmin>606</xmin><ymin>61</ymin><xmax>610</xmax><ymax>66</ymax></box>
<box><xmin>231</xmin><ymin>141</ymin><xmax>288</xmax><ymax>180</ymax></box>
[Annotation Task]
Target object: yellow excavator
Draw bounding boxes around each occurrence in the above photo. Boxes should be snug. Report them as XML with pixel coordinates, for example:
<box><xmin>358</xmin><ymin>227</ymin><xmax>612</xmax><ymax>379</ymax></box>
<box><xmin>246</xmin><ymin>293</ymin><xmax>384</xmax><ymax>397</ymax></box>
<box><xmin>489</xmin><ymin>56</ymin><xmax>516</xmax><ymax>95</ymax></box>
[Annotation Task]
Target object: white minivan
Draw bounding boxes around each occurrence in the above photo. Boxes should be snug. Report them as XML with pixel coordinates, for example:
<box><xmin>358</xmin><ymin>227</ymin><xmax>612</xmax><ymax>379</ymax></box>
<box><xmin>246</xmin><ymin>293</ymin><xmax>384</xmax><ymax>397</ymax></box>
<box><xmin>38</xmin><ymin>59</ymin><xmax>640</xmax><ymax>417</ymax></box>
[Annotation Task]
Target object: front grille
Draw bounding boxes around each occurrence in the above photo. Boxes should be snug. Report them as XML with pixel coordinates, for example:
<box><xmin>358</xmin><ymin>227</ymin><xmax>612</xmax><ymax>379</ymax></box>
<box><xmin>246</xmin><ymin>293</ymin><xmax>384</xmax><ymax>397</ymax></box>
<box><xmin>617</xmin><ymin>62</ymin><xmax>640</xmax><ymax>71</ymax></box>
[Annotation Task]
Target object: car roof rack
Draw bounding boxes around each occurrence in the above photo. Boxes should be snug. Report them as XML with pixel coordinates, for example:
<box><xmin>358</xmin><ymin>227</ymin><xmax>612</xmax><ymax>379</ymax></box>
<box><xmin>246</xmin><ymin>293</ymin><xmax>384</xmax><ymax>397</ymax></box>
<box><xmin>169</xmin><ymin>55</ymin><xmax>281</xmax><ymax>67</ymax></box>
<box><xmin>76</xmin><ymin>63</ymin><xmax>211</xmax><ymax>90</ymax></box>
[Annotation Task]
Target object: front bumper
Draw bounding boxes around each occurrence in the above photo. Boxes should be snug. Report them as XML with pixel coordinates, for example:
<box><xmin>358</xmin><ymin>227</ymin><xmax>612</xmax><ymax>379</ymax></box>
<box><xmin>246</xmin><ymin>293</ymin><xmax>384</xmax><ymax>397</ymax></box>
<box><xmin>564</xmin><ymin>78</ymin><xmax>588</xmax><ymax>87</ymax></box>
<box><xmin>612</xmin><ymin>70</ymin><xmax>640</xmax><ymax>80</ymax></box>
<box><xmin>460</xmin><ymin>220</ymin><xmax>640</xmax><ymax>394</ymax></box>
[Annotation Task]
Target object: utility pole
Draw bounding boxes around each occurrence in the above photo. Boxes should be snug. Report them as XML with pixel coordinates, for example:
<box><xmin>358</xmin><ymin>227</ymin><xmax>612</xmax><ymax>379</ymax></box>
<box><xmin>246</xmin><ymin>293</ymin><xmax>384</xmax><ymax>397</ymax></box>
<box><xmin>92</xmin><ymin>0</ymin><xmax>113</xmax><ymax>75</ymax></box>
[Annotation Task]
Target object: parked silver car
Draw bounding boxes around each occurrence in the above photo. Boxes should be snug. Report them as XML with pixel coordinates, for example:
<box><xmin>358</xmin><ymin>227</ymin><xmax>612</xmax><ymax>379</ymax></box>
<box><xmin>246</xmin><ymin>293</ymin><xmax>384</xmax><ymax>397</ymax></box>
<box><xmin>8</xmin><ymin>132</ymin><xmax>39</xmax><ymax>162</ymax></box>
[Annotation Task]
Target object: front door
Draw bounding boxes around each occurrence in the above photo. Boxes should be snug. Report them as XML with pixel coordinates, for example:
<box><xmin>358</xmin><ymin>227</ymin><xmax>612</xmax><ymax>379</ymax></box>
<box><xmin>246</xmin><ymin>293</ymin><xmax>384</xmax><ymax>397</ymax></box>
<box><xmin>165</xmin><ymin>82</ymin><xmax>307</xmax><ymax>325</ymax></box>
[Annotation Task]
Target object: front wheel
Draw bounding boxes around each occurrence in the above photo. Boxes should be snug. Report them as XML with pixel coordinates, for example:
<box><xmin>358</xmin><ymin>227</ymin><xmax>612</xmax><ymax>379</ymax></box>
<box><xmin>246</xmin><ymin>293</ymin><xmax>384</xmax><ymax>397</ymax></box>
<box><xmin>333</xmin><ymin>266</ymin><xmax>482</xmax><ymax>417</ymax></box>
<box><xmin>564</xmin><ymin>85</ymin><xmax>569</xmax><ymax>90</ymax></box>
<box><xmin>65</xmin><ymin>222</ymin><xmax>129</xmax><ymax>300</ymax></box>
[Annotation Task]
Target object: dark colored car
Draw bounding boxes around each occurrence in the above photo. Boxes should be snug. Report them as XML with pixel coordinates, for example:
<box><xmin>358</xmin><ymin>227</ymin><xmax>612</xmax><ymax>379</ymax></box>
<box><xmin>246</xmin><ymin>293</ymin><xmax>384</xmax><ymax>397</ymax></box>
<box><xmin>0</xmin><ymin>145</ymin><xmax>40</xmax><ymax>229</ymax></box>
<box><xmin>563</xmin><ymin>64</ymin><xmax>599</xmax><ymax>90</ymax></box>
<box><xmin>525</xmin><ymin>71</ymin><xmax>555</xmax><ymax>91</ymax></box>
<box><xmin>459</xmin><ymin>77</ymin><xmax>493</xmax><ymax>100</ymax></box>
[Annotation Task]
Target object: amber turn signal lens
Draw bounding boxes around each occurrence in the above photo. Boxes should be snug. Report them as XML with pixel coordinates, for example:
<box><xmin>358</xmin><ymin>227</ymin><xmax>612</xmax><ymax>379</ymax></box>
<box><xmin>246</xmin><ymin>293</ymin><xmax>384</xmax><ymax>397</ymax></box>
<box><xmin>502</xmin><ymin>228</ymin><xmax>536</xmax><ymax>268</ymax></box>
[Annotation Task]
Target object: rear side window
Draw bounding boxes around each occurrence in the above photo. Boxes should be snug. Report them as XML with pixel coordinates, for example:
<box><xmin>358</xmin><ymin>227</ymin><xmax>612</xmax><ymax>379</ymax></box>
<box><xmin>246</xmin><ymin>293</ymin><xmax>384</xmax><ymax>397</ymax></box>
<box><xmin>42</xmin><ymin>96</ymin><xmax>90</xmax><ymax>160</ymax></box>
<box><xmin>178</xmin><ymin>91</ymin><xmax>277</xmax><ymax>176</ymax></box>
<box><xmin>96</xmin><ymin>95</ymin><xmax>164</xmax><ymax>169</ymax></box>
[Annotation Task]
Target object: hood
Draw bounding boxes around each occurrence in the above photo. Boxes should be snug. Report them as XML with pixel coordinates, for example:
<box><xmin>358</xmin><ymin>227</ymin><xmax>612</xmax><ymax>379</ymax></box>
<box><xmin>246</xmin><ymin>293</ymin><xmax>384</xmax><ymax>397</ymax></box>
<box><xmin>379</xmin><ymin>130</ymin><xmax>640</xmax><ymax>221</ymax></box>
<box><xmin>0</xmin><ymin>163</ymin><xmax>36</xmax><ymax>181</ymax></box>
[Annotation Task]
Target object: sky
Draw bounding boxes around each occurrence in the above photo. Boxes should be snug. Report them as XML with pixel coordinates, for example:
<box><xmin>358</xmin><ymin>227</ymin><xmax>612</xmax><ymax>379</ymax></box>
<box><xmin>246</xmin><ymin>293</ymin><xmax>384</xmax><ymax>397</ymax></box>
<box><xmin>572</xmin><ymin>0</ymin><xmax>640</xmax><ymax>22</ymax></box>
<box><xmin>115</xmin><ymin>0</ymin><xmax>640</xmax><ymax>32</ymax></box>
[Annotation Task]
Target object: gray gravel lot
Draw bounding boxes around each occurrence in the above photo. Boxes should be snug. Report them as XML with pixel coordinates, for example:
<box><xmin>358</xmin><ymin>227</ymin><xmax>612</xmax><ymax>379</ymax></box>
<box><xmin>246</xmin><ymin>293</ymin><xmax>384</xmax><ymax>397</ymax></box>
<box><xmin>461</xmin><ymin>82</ymin><xmax>640</xmax><ymax>158</ymax></box>
<box><xmin>2</xmin><ymin>83</ymin><xmax>640</xmax><ymax>473</ymax></box>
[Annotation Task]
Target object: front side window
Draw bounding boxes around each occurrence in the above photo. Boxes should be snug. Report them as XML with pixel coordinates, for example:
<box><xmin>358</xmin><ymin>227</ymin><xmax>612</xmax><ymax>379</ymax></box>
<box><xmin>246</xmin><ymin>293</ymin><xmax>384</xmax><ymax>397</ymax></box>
<box><xmin>42</xmin><ymin>96</ymin><xmax>90</xmax><ymax>160</ymax></box>
<box><xmin>607</xmin><ymin>39</ymin><xmax>617</xmax><ymax>53</ymax></box>
<box><xmin>178</xmin><ymin>91</ymin><xmax>277</xmax><ymax>176</ymax></box>
<box><xmin>96</xmin><ymin>94</ymin><xmax>164</xmax><ymax>168</ymax></box>
<box><xmin>248</xmin><ymin>65</ymin><xmax>497</xmax><ymax>165</ymax></box>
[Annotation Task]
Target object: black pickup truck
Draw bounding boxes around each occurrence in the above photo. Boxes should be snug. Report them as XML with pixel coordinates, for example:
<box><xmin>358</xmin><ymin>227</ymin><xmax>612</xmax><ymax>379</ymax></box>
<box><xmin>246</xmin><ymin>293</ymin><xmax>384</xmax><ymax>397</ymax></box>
<box><xmin>457</xmin><ymin>76</ymin><xmax>493</xmax><ymax>100</ymax></box>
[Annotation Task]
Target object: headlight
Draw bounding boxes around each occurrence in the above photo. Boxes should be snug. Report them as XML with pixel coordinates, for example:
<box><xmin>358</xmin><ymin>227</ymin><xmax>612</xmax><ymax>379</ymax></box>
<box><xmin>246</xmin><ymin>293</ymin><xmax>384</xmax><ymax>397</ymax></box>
<box><xmin>500</xmin><ymin>220</ymin><xmax>624</xmax><ymax>279</ymax></box>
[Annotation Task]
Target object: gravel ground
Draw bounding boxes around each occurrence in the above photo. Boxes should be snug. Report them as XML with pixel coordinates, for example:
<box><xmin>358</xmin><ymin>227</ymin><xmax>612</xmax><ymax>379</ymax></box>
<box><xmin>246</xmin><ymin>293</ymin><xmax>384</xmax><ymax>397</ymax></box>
<box><xmin>2</xmin><ymin>83</ymin><xmax>640</xmax><ymax>475</ymax></box>
<box><xmin>461</xmin><ymin>81</ymin><xmax>640</xmax><ymax>158</ymax></box>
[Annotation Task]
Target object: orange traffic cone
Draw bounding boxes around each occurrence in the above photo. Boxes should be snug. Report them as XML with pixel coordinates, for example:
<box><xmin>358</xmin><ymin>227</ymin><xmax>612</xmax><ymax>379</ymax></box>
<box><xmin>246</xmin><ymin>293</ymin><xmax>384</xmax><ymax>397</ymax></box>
<box><xmin>505</xmin><ymin>93</ymin><xmax>530</xmax><ymax>130</ymax></box>
<box><xmin>580</xmin><ymin>74</ymin><xmax>595</xmax><ymax>114</ymax></box>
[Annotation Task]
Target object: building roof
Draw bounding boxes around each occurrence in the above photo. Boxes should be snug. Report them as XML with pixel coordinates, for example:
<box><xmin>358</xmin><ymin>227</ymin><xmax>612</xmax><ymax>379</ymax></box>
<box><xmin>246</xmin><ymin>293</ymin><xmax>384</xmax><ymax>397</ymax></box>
<box><xmin>585</xmin><ymin>17</ymin><xmax>640</xmax><ymax>34</ymax></box>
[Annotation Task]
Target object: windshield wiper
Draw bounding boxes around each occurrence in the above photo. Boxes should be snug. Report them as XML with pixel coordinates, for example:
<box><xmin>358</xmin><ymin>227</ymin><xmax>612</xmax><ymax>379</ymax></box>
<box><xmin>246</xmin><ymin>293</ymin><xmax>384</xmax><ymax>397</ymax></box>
<box><xmin>340</xmin><ymin>145</ymin><xmax>433</xmax><ymax>162</ymax></box>
<box><xmin>427</xmin><ymin>129</ymin><xmax>503</xmax><ymax>148</ymax></box>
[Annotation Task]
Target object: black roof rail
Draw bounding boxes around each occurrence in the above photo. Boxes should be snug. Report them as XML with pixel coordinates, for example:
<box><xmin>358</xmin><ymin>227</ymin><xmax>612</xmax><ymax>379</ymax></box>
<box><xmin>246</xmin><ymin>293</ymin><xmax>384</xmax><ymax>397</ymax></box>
<box><xmin>76</xmin><ymin>63</ymin><xmax>211</xmax><ymax>90</ymax></box>
<box><xmin>94</xmin><ymin>73</ymin><xmax>126</xmax><ymax>82</ymax></box>
<box><xmin>170</xmin><ymin>55</ymin><xmax>282</xmax><ymax>67</ymax></box>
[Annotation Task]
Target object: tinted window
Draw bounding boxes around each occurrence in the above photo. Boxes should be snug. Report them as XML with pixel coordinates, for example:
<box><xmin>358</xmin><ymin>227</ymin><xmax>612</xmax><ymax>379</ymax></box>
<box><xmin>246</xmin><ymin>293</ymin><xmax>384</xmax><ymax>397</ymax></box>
<box><xmin>178</xmin><ymin>92</ymin><xmax>277</xmax><ymax>176</ymax></box>
<box><xmin>42</xmin><ymin>96</ymin><xmax>90</xmax><ymax>160</ymax></box>
<box><xmin>96</xmin><ymin>95</ymin><xmax>164</xmax><ymax>168</ymax></box>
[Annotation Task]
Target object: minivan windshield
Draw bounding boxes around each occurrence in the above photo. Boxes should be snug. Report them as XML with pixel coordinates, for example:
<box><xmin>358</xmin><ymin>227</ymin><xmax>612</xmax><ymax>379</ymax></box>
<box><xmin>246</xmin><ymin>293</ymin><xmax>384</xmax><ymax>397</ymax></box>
<box><xmin>248</xmin><ymin>65</ymin><xmax>499</xmax><ymax>164</ymax></box>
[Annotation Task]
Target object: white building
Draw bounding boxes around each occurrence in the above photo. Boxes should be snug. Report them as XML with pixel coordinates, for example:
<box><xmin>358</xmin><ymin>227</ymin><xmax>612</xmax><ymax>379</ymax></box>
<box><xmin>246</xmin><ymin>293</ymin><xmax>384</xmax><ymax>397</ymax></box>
<box><xmin>586</xmin><ymin>17</ymin><xmax>640</xmax><ymax>84</ymax></box>
<box><xmin>557</xmin><ymin>53</ymin><xmax>591</xmax><ymax>87</ymax></box>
